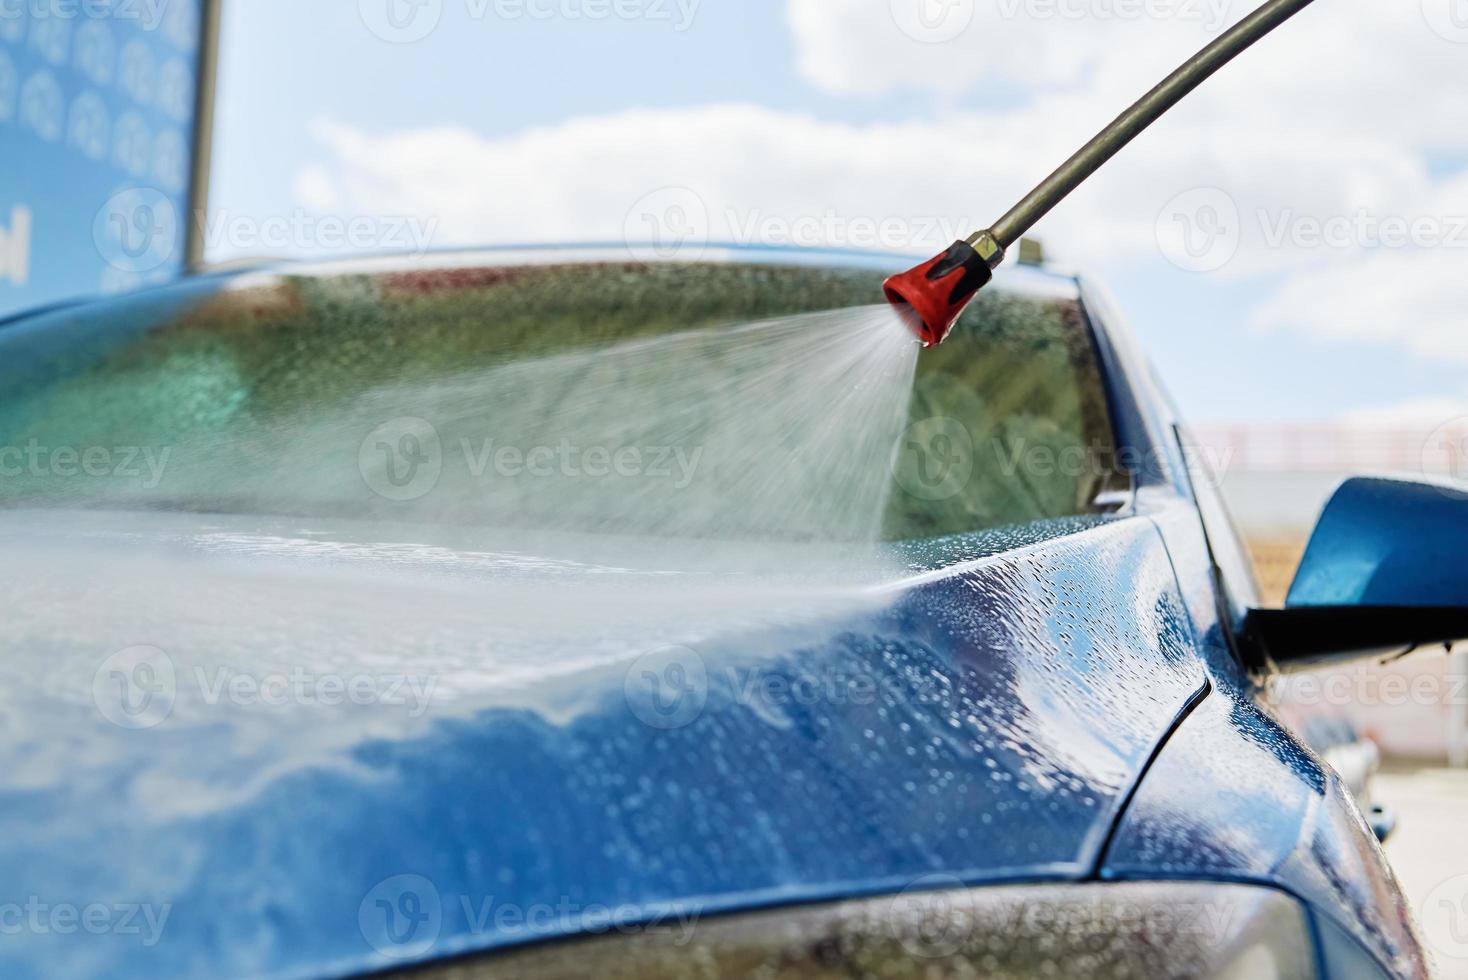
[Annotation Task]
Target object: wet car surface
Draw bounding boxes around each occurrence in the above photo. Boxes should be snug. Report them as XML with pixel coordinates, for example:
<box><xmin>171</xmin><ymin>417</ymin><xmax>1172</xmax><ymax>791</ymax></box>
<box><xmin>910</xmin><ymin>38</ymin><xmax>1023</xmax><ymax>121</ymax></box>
<box><xmin>0</xmin><ymin>248</ymin><xmax>1427</xmax><ymax>978</ymax></box>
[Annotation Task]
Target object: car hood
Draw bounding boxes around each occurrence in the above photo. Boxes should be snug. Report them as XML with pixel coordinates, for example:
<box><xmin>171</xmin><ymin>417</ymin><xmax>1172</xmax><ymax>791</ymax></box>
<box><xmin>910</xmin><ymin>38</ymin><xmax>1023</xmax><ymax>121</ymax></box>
<box><xmin>0</xmin><ymin>510</ymin><xmax>1204</xmax><ymax>979</ymax></box>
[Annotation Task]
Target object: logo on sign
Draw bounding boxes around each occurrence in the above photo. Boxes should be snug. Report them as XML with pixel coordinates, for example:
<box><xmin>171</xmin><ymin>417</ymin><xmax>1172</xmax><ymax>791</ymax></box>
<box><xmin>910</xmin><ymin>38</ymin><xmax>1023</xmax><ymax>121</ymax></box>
<box><xmin>0</xmin><ymin>206</ymin><xmax>31</xmax><ymax>287</ymax></box>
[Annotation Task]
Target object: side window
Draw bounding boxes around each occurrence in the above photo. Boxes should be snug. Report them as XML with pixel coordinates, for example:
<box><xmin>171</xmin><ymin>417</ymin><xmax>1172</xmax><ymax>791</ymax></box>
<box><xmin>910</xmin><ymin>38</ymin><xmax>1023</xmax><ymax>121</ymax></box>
<box><xmin>1142</xmin><ymin>361</ymin><xmax>1260</xmax><ymax>619</ymax></box>
<box><xmin>1175</xmin><ymin>423</ymin><xmax>1262</xmax><ymax>618</ymax></box>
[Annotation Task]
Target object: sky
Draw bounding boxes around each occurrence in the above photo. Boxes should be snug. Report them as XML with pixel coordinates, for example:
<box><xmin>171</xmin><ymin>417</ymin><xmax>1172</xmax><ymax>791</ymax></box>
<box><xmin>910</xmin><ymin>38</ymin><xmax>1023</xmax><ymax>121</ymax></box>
<box><xmin>209</xmin><ymin>0</ymin><xmax>1468</xmax><ymax>424</ymax></box>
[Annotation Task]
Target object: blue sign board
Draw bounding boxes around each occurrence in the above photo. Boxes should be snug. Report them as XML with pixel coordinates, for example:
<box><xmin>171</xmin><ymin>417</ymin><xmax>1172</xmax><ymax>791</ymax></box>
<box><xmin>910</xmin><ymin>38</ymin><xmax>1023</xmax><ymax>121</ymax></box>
<box><xmin>0</xmin><ymin>0</ymin><xmax>212</xmax><ymax>318</ymax></box>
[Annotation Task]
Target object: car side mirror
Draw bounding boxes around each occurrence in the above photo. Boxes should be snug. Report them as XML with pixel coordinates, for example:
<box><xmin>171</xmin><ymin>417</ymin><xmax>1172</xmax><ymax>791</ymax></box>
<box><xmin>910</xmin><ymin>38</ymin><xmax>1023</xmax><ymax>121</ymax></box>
<box><xmin>1245</xmin><ymin>477</ymin><xmax>1468</xmax><ymax>672</ymax></box>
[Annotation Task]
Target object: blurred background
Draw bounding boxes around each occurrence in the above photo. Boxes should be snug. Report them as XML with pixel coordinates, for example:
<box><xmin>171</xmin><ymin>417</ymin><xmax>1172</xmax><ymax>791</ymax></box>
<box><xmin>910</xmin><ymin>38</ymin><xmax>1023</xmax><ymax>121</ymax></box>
<box><xmin>5</xmin><ymin>0</ymin><xmax>1467</xmax><ymax>971</ymax></box>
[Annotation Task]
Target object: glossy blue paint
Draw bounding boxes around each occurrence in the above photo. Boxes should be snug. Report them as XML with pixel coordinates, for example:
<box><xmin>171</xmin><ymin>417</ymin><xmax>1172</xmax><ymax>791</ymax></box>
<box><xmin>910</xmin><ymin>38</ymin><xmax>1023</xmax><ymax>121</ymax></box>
<box><xmin>1074</xmin><ymin>281</ymin><xmax>1430</xmax><ymax>978</ymax></box>
<box><xmin>1288</xmin><ymin>476</ymin><xmax>1468</xmax><ymax>608</ymax></box>
<box><xmin>0</xmin><ymin>513</ymin><xmax>1203</xmax><ymax>979</ymax></box>
<box><xmin>1136</xmin><ymin>488</ymin><xmax>1257</xmax><ymax>699</ymax></box>
<box><xmin>0</xmin><ymin>250</ymin><xmax>1435</xmax><ymax>980</ymax></box>
<box><xmin>1101</xmin><ymin>690</ymin><xmax>1428</xmax><ymax>978</ymax></box>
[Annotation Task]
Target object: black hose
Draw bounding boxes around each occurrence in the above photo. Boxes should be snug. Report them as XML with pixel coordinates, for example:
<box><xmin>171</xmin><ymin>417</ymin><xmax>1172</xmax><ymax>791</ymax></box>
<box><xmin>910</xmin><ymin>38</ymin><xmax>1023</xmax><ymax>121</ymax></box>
<box><xmin>989</xmin><ymin>0</ymin><xmax>1320</xmax><ymax>247</ymax></box>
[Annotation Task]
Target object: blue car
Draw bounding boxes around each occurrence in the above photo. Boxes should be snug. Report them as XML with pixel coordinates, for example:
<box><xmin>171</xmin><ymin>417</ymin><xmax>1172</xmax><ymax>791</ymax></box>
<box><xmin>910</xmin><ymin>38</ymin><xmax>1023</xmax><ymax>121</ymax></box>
<box><xmin>0</xmin><ymin>247</ymin><xmax>1455</xmax><ymax>979</ymax></box>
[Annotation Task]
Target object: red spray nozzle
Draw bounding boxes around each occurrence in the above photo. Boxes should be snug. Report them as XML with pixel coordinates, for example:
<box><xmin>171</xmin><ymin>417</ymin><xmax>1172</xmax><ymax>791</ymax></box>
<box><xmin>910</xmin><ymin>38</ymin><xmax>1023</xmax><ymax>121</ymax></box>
<box><xmin>883</xmin><ymin>233</ymin><xmax>1006</xmax><ymax>347</ymax></box>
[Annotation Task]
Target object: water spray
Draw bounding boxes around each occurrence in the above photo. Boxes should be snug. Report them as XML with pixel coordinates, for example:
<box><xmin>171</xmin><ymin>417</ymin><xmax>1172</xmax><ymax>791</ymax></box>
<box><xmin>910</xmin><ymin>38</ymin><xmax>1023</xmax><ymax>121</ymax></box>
<box><xmin>884</xmin><ymin>0</ymin><xmax>1319</xmax><ymax>347</ymax></box>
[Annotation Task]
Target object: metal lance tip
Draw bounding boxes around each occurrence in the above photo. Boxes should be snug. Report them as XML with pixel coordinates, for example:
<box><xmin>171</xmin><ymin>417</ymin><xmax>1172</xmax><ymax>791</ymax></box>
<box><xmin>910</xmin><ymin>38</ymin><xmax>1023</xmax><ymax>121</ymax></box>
<box><xmin>882</xmin><ymin>232</ymin><xmax>1006</xmax><ymax>347</ymax></box>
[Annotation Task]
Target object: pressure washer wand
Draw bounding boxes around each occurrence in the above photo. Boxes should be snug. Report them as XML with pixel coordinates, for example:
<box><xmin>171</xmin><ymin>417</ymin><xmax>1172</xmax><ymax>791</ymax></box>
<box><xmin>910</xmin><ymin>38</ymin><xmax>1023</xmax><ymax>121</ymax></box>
<box><xmin>885</xmin><ymin>0</ymin><xmax>1320</xmax><ymax>347</ymax></box>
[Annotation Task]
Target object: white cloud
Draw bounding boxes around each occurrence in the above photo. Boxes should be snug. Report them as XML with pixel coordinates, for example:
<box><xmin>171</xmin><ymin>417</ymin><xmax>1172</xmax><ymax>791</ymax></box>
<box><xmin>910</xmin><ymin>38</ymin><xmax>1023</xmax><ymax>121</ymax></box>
<box><xmin>1251</xmin><ymin>247</ymin><xmax>1468</xmax><ymax>363</ymax></box>
<box><xmin>292</xmin><ymin>164</ymin><xmax>341</xmax><ymax>212</ymax></box>
<box><xmin>788</xmin><ymin>0</ymin><xmax>1468</xmax><ymax>155</ymax></box>
<box><xmin>298</xmin><ymin>107</ymin><xmax>1053</xmax><ymax>254</ymax></box>
<box><xmin>1247</xmin><ymin>168</ymin><xmax>1468</xmax><ymax>361</ymax></box>
<box><xmin>291</xmin><ymin>98</ymin><xmax>1435</xmax><ymax>272</ymax></box>
<box><xmin>786</xmin><ymin>0</ymin><xmax>1115</xmax><ymax>96</ymax></box>
<box><xmin>779</xmin><ymin>0</ymin><xmax>1468</xmax><ymax>277</ymax></box>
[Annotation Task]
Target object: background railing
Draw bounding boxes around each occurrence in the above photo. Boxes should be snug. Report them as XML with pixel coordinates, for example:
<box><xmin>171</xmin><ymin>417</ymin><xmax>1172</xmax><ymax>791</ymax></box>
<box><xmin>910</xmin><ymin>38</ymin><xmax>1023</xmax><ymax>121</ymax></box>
<box><xmin>1190</xmin><ymin>421</ymin><xmax>1468</xmax><ymax>476</ymax></box>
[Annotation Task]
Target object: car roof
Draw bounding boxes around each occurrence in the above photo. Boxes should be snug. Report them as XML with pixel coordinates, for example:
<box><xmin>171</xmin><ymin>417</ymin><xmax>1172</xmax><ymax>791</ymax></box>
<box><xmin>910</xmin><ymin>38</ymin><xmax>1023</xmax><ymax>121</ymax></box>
<box><xmin>219</xmin><ymin>242</ymin><xmax>1085</xmax><ymax>300</ymax></box>
<box><xmin>0</xmin><ymin>243</ymin><xmax>1083</xmax><ymax>331</ymax></box>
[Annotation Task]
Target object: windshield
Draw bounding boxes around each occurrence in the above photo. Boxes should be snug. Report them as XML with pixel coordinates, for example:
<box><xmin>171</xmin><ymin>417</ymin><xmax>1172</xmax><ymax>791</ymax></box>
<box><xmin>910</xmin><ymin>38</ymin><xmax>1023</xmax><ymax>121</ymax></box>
<box><xmin>0</xmin><ymin>260</ymin><xmax>1122</xmax><ymax>543</ymax></box>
